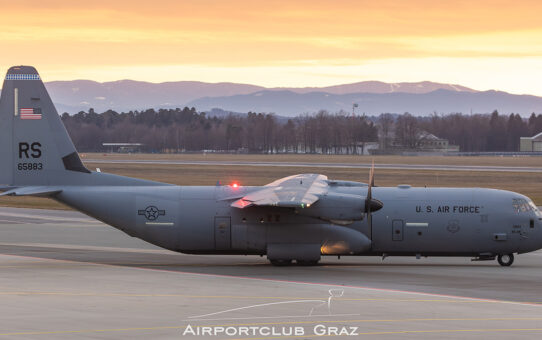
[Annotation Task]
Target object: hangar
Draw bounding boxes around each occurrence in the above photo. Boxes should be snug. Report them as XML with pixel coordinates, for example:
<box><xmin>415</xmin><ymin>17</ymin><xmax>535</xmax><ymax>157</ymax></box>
<box><xmin>520</xmin><ymin>132</ymin><xmax>542</xmax><ymax>152</ymax></box>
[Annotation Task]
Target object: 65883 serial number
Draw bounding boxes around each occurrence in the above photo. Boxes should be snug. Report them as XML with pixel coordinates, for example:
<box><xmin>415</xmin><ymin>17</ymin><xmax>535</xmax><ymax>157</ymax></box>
<box><xmin>17</xmin><ymin>163</ymin><xmax>43</xmax><ymax>171</ymax></box>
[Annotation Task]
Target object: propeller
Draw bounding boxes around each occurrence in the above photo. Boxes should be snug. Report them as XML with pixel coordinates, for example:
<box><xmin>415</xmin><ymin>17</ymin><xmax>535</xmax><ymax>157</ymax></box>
<box><xmin>365</xmin><ymin>160</ymin><xmax>383</xmax><ymax>238</ymax></box>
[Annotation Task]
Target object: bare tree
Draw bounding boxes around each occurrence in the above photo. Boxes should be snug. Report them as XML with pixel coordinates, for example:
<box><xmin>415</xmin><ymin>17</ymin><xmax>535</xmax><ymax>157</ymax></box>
<box><xmin>378</xmin><ymin>113</ymin><xmax>394</xmax><ymax>150</ymax></box>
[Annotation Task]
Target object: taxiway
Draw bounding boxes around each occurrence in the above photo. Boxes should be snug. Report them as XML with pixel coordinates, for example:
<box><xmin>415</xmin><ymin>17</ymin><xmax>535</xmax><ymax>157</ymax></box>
<box><xmin>84</xmin><ymin>159</ymin><xmax>542</xmax><ymax>173</ymax></box>
<box><xmin>1</xmin><ymin>207</ymin><xmax>542</xmax><ymax>339</ymax></box>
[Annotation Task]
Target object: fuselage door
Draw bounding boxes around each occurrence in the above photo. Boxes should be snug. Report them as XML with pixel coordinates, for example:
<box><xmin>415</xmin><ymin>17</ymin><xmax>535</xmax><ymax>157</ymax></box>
<box><xmin>392</xmin><ymin>219</ymin><xmax>404</xmax><ymax>241</ymax></box>
<box><xmin>215</xmin><ymin>216</ymin><xmax>231</xmax><ymax>250</ymax></box>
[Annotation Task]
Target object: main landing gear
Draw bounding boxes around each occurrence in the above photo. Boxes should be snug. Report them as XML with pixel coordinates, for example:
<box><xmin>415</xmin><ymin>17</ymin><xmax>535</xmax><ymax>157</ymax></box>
<box><xmin>269</xmin><ymin>259</ymin><xmax>320</xmax><ymax>266</ymax></box>
<box><xmin>269</xmin><ymin>259</ymin><xmax>292</xmax><ymax>266</ymax></box>
<box><xmin>497</xmin><ymin>253</ymin><xmax>514</xmax><ymax>267</ymax></box>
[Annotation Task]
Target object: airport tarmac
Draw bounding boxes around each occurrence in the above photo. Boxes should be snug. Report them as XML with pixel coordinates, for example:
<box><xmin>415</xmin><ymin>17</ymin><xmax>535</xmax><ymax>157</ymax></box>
<box><xmin>85</xmin><ymin>159</ymin><xmax>542</xmax><ymax>173</ymax></box>
<box><xmin>1</xmin><ymin>207</ymin><xmax>542</xmax><ymax>339</ymax></box>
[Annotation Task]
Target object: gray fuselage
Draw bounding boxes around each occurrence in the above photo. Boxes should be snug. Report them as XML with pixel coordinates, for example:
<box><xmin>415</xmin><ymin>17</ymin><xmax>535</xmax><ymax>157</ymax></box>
<box><xmin>56</xmin><ymin>184</ymin><xmax>542</xmax><ymax>259</ymax></box>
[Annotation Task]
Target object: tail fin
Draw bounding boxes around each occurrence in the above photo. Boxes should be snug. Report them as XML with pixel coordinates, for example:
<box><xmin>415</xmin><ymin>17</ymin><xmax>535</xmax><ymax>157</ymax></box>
<box><xmin>0</xmin><ymin>66</ymin><xmax>90</xmax><ymax>186</ymax></box>
<box><xmin>1</xmin><ymin>66</ymin><xmax>168</xmax><ymax>190</ymax></box>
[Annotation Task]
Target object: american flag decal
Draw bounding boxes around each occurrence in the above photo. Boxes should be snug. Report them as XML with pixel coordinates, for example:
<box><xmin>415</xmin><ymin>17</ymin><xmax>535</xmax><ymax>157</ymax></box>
<box><xmin>20</xmin><ymin>108</ymin><xmax>42</xmax><ymax>120</ymax></box>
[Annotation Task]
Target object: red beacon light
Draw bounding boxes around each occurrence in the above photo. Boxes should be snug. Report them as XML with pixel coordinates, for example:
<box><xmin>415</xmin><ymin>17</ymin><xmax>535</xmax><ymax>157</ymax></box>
<box><xmin>231</xmin><ymin>182</ymin><xmax>239</xmax><ymax>188</ymax></box>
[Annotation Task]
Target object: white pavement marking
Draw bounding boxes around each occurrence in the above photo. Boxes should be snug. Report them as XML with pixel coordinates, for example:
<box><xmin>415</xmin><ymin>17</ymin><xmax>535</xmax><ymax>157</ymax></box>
<box><xmin>0</xmin><ymin>211</ymin><xmax>102</xmax><ymax>224</ymax></box>
<box><xmin>0</xmin><ymin>219</ymin><xmax>24</xmax><ymax>224</ymax></box>
<box><xmin>0</xmin><ymin>243</ymin><xmax>168</xmax><ymax>254</ymax></box>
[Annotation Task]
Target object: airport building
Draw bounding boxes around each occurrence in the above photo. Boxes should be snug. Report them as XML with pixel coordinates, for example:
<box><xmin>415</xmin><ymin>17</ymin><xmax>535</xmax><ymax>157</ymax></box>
<box><xmin>417</xmin><ymin>132</ymin><xmax>456</xmax><ymax>151</ymax></box>
<box><xmin>102</xmin><ymin>143</ymin><xmax>143</xmax><ymax>153</ymax></box>
<box><xmin>520</xmin><ymin>132</ymin><xmax>542</xmax><ymax>152</ymax></box>
<box><xmin>375</xmin><ymin>131</ymin><xmax>459</xmax><ymax>154</ymax></box>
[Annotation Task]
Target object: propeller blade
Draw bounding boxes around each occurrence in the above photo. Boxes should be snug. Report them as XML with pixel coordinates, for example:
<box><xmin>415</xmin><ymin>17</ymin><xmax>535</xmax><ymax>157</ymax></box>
<box><xmin>365</xmin><ymin>159</ymin><xmax>375</xmax><ymax>214</ymax></box>
<box><xmin>367</xmin><ymin>160</ymin><xmax>374</xmax><ymax>201</ymax></box>
<box><xmin>367</xmin><ymin>201</ymin><xmax>372</xmax><ymax>230</ymax></box>
<box><xmin>365</xmin><ymin>159</ymin><xmax>383</xmax><ymax>237</ymax></box>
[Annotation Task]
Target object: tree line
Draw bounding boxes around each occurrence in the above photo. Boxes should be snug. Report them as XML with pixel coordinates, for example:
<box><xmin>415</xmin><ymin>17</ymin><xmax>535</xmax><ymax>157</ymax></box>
<box><xmin>61</xmin><ymin>108</ymin><xmax>377</xmax><ymax>153</ymax></box>
<box><xmin>394</xmin><ymin>111</ymin><xmax>542</xmax><ymax>152</ymax></box>
<box><xmin>61</xmin><ymin>108</ymin><xmax>542</xmax><ymax>153</ymax></box>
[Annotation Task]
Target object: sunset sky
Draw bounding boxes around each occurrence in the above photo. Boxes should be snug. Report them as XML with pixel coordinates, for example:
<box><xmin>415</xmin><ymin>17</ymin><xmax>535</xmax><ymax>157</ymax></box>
<box><xmin>1</xmin><ymin>0</ymin><xmax>542</xmax><ymax>95</ymax></box>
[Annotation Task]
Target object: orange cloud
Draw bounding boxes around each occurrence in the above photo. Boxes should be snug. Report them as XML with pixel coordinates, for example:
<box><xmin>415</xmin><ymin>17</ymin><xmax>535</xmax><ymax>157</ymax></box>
<box><xmin>1</xmin><ymin>0</ymin><xmax>542</xmax><ymax>94</ymax></box>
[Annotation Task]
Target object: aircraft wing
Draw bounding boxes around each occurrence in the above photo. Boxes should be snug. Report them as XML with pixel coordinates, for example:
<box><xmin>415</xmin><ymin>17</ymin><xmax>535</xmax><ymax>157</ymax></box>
<box><xmin>231</xmin><ymin>174</ymin><xmax>328</xmax><ymax>208</ymax></box>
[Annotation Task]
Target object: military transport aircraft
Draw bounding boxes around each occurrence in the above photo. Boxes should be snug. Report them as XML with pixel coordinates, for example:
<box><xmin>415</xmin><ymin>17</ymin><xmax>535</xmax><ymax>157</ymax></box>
<box><xmin>1</xmin><ymin>66</ymin><xmax>541</xmax><ymax>266</ymax></box>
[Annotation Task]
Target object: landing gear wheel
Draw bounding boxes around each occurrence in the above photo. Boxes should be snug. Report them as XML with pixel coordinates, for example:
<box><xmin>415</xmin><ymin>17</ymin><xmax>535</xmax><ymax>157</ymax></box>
<box><xmin>270</xmin><ymin>259</ymin><xmax>292</xmax><ymax>266</ymax></box>
<box><xmin>497</xmin><ymin>253</ymin><xmax>514</xmax><ymax>267</ymax></box>
<box><xmin>296</xmin><ymin>260</ymin><xmax>319</xmax><ymax>266</ymax></box>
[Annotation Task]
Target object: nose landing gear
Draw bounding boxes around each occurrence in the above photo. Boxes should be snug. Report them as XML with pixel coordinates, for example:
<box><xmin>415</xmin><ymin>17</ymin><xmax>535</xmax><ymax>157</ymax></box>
<box><xmin>497</xmin><ymin>253</ymin><xmax>514</xmax><ymax>267</ymax></box>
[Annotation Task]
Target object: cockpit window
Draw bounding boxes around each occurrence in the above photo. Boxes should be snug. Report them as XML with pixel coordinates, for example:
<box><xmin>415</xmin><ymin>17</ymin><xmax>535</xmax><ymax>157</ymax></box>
<box><xmin>513</xmin><ymin>198</ymin><xmax>541</xmax><ymax>216</ymax></box>
<box><xmin>513</xmin><ymin>198</ymin><xmax>531</xmax><ymax>213</ymax></box>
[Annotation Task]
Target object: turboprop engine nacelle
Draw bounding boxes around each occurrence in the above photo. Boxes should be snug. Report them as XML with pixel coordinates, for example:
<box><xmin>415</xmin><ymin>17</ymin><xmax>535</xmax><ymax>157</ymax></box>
<box><xmin>296</xmin><ymin>193</ymin><xmax>366</xmax><ymax>221</ymax></box>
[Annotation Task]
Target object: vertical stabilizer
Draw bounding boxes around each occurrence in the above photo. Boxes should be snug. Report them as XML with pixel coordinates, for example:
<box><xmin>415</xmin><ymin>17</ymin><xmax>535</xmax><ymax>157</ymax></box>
<box><xmin>0</xmin><ymin>66</ymin><xmax>90</xmax><ymax>186</ymax></box>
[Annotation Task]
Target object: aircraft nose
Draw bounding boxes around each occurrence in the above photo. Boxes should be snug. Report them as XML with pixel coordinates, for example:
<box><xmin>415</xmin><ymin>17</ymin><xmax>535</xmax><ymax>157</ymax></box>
<box><xmin>368</xmin><ymin>199</ymin><xmax>383</xmax><ymax>212</ymax></box>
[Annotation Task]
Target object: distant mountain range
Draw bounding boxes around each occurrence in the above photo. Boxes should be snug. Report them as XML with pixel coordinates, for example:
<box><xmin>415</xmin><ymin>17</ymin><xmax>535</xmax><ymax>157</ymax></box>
<box><xmin>1</xmin><ymin>79</ymin><xmax>541</xmax><ymax>116</ymax></box>
<box><xmin>189</xmin><ymin>89</ymin><xmax>542</xmax><ymax>117</ymax></box>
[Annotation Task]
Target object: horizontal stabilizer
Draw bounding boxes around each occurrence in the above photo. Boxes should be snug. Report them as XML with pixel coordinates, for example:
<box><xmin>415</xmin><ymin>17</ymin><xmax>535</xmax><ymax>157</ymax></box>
<box><xmin>0</xmin><ymin>186</ymin><xmax>62</xmax><ymax>197</ymax></box>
